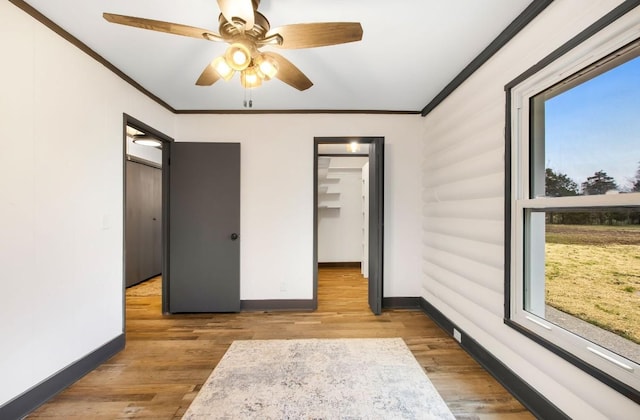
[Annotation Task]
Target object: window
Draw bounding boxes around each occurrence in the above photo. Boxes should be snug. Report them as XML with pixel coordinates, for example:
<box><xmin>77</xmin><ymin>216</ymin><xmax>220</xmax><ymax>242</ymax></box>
<box><xmin>506</xmin><ymin>13</ymin><xmax>640</xmax><ymax>400</ymax></box>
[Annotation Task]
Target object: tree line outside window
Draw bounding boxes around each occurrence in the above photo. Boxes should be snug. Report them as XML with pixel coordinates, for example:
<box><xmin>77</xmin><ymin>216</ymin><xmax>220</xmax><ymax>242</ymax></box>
<box><xmin>545</xmin><ymin>163</ymin><xmax>640</xmax><ymax>225</ymax></box>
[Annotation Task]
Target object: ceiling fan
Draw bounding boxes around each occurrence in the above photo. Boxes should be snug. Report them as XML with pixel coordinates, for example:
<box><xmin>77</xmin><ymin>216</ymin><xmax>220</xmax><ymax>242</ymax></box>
<box><xmin>103</xmin><ymin>0</ymin><xmax>363</xmax><ymax>92</ymax></box>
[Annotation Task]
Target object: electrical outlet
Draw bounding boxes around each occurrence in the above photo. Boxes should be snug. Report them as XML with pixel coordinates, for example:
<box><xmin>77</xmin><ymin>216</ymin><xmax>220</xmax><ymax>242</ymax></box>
<box><xmin>279</xmin><ymin>281</ymin><xmax>287</xmax><ymax>292</ymax></box>
<box><xmin>453</xmin><ymin>328</ymin><xmax>462</xmax><ymax>343</ymax></box>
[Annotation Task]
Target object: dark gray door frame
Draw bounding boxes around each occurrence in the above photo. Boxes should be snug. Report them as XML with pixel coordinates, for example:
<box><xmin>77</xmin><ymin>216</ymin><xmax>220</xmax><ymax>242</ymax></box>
<box><xmin>313</xmin><ymin>136</ymin><xmax>384</xmax><ymax>314</ymax></box>
<box><xmin>123</xmin><ymin>114</ymin><xmax>174</xmax><ymax>319</ymax></box>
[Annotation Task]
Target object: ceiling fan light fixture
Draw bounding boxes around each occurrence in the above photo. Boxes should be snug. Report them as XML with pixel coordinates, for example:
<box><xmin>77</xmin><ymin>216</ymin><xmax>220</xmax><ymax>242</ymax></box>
<box><xmin>211</xmin><ymin>56</ymin><xmax>235</xmax><ymax>80</ymax></box>
<box><xmin>225</xmin><ymin>43</ymin><xmax>251</xmax><ymax>71</ymax></box>
<box><xmin>255</xmin><ymin>54</ymin><xmax>278</xmax><ymax>80</ymax></box>
<box><xmin>103</xmin><ymin>2</ymin><xmax>363</xmax><ymax>94</ymax></box>
<box><xmin>240</xmin><ymin>67</ymin><xmax>262</xmax><ymax>88</ymax></box>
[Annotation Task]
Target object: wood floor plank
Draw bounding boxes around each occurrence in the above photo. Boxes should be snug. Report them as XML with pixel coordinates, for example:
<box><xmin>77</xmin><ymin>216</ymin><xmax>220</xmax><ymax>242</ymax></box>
<box><xmin>26</xmin><ymin>269</ymin><xmax>534</xmax><ymax>419</ymax></box>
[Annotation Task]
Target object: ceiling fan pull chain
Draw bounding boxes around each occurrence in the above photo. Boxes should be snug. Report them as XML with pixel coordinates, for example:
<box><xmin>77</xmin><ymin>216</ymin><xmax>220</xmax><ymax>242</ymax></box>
<box><xmin>242</xmin><ymin>87</ymin><xmax>253</xmax><ymax>108</ymax></box>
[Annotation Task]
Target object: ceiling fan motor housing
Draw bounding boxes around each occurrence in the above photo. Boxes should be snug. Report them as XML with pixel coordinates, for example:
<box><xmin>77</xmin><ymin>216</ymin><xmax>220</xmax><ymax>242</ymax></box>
<box><xmin>218</xmin><ymin>11</ymin><xmax>271</xmax><ymax>50</ymax></box>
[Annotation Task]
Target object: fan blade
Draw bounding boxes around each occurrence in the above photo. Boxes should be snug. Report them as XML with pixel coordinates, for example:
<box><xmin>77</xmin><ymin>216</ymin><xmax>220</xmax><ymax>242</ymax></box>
<box><xmin>195</xmin><ymin>61</ymin><xmax>222</xmax><ymax>86</ymax></box>
<box><xmin>264</xmin><ymin>52</ymin><xmax>313</xmax><ymax>91</ymax></box>
<box><xmin>103</xmin><ymin>13</ymin><xmax>222</xmax><ymax>42</ymax></box>
<box><xmin>217</xmin><ymin>0</ymin><xmax>255</xmax><ymax>30</ymax></box>
<box><xmin>267</xmin><ymin>22</ymin><xmax>363</xmax><ymax>49</ymax></box>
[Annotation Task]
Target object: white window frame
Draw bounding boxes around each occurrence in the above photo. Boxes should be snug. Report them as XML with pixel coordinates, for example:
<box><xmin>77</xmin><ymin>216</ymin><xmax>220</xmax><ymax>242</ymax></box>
<box><xmin>508</xmin><ymin>11</ymin><xmax>640</xmax><ymax>395</ymax></box>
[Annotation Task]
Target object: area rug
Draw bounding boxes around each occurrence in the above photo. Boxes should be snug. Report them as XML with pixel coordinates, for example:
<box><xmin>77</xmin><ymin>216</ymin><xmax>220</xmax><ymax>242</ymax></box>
<box><xmin>182</xmin><ymin>338</ymin><xmax>454</xmax><ymax>419</ymax></box>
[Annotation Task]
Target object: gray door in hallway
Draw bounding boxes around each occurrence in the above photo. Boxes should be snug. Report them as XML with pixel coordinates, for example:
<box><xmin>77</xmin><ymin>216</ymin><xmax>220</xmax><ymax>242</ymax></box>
<box><xmin>168</xmin><ymin>142</ymin><xmax>240</xmax><ymax>312</ymax></box>
<box><xmin>125</xmin><ymin>160</ymin><xmax>162</xmax><ymax>287</ymax></box>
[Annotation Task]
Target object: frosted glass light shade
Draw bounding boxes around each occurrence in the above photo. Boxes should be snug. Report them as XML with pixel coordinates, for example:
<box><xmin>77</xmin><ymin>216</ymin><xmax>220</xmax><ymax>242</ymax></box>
<box><xmin>132</xmin><ymin>135</ymin><xmax>162</xmax><ymax>148</ymax></box>
<box><xmin>212</xmin><ymin>56</ymin><xmax>235</xmax><ymax>80</ymax></box>
<box><xmin>240</xmin><ymin>68</ymin><xmax>262</xmax><ymax>88</ymax></box>
<box><xmin>255</xmin><ymin>54</ymin><xmax>278</xmax><ymax>80</ymax></box>
<box><xmin>225</xmin><ymin>43</ymin><xmax>251</xmax><ymax>71</ymax></box>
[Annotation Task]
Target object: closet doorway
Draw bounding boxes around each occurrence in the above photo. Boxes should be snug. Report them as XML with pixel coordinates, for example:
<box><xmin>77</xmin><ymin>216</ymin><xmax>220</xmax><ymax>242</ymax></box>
<box><xmin>123</xmin><ymin>114</ymin><xmax>172</xmax><ymax>315</ymax></box>
<box><xmin>313</xmin><ymin>137</ymin><xmax>384</xmax><ymax>315</ymax></box>
<box><xmin>125</xmin><ymin>127</ymin><xmax>163</xmax><ymax>288</ymax></box>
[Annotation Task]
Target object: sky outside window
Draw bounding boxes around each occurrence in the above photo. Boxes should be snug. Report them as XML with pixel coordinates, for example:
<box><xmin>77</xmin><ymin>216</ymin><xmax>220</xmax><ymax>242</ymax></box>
<box><xmin>544</xmin><ymin>55</ymin><xmax>640</xmax><ymax>191</ymax></box>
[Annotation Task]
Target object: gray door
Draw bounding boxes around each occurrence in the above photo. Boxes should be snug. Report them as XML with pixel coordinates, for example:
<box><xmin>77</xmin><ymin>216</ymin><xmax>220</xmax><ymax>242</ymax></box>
<box><xmin>168</xmin><ymin>142</ymin><xmax>240</xmax><ymax>313</ymax></box>
<box><xmin>125</xmin><ymin>161</ymin><xmax>162</xmax><ymax>287</ymax></box>
<box><xmin>367</xmin><ymin>139</ymin><xmax>384</xmax><ymax>315</ymax></box>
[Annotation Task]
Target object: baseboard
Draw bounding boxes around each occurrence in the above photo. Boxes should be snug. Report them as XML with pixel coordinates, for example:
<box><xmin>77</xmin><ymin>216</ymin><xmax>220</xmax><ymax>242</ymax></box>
<box><xmin>318</xmin><ymin>262</ymin><xmax>361</xmax><ymax>268</ymax></box>
<box><xmin>241</xmin><ymin>299</ymin><xmax>315</xmax><ymax>312</ymax></box>
<box><xmin>418</xmin><ymin>298</ymin><xmax>569</xmax><ymax>420</ymax></box>
<box><xmin>0</xmin><ymin>333</ymin><xmax>125</xmax><ymax>420</ymax></box>
<box><xmin>382</xmin><ymin>297</ymin><xmax>421</xmax><ymax>309</ymax></box>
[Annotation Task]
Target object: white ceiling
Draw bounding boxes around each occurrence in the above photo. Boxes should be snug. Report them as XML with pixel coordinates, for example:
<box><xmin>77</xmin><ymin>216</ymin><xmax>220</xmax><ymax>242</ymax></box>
<box><xmin>22</xmin><ymin>0</ymin><xmax>532</xmax><ymax>112</ymax></box>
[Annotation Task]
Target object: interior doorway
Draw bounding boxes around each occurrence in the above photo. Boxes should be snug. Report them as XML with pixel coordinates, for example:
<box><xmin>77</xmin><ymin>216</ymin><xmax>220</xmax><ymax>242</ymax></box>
<box><xmin>313</xmin><ymin>137</ymin><xmax>384</xmax><ymax>315</ymax></box>
<box><xmin>122</xmin><ymin>114</ymin><xmax>173</xmax><ymax>316</ymax></box>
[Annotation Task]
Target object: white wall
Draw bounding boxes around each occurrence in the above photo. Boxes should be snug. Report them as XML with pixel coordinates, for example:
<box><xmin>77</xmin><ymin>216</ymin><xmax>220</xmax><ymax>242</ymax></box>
<box><xmin>0</xmin><ymin>2</ymin><xmax>174</xmax><ymax>406</ymax></box>
<box><xmin>175</xmin><ymin>114</ymin><xmax>423</xmax><ymax>299</ymax></box>
<box><xmin>420</xmin><ymin>0</ymin><xmax>637</xmax><ymax>418</ymax></box>
<box><xmin>318</xmin><ymin>157</ymin><xmax>368</xmax><ymax>263</ymax></box>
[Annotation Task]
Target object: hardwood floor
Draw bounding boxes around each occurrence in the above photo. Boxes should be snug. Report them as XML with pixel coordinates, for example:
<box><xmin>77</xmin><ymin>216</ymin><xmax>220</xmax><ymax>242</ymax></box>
<box><xmin>27</xmin><ymin>268</ymin><xmax>533</xmax><ymax>419</ymax></box>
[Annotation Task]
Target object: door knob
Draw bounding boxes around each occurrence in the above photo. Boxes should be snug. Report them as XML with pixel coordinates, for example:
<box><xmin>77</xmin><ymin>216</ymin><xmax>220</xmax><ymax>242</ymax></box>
<box><xmin>230</xmin><ymin>233</ymin><xmax>239</xmax><ymax>240</ymax></box>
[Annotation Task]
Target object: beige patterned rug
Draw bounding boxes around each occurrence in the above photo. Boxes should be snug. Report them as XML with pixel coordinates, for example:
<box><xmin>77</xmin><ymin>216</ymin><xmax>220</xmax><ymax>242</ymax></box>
<box><xmin>183</xmin><ymin>338</ymin><xmax>454</xmax><ymax>419</ymax></box>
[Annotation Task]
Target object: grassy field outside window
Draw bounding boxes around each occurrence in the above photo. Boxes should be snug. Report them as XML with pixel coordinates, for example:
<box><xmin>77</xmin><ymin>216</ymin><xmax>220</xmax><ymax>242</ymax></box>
<box><xmin>545</xmin><ymin>224</ymin><xmax>640</xmax><ymax>349</ymax></box>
